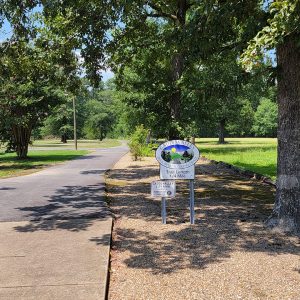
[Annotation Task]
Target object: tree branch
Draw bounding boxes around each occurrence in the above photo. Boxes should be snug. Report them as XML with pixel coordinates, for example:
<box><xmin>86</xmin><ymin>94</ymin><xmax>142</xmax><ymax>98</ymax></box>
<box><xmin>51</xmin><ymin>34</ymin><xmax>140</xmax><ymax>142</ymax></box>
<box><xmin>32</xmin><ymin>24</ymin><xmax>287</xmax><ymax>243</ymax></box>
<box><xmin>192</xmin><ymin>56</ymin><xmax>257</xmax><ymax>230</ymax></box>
<box><xmin>146</xmin><ymin>13</ymin><xmax>177</xmax><ymax>21</ymax></box>
<box><xmin>147</xmin><ymin>2</ymin><xmax>178</xmax><ymax>21</ymax></box>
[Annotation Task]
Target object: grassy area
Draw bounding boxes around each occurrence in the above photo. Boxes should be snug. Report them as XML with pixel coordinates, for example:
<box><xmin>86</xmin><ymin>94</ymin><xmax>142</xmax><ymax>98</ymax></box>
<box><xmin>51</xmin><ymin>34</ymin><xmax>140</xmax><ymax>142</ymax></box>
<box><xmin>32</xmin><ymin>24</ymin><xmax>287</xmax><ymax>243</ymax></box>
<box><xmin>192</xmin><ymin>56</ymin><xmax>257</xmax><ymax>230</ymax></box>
<box><xmin>0</xmin><ymin>150</ymin><xmax>88</xmax><ymax>178</ymax></box>
<box><xmin>196</xmin><ymin>138</ymin><xmax>277</xmax><ymax>180</ymax></box>
<box><xmin>30</xmin><ymin>138</ymin><xmax>122</xmax><ymax>149</ymax></box>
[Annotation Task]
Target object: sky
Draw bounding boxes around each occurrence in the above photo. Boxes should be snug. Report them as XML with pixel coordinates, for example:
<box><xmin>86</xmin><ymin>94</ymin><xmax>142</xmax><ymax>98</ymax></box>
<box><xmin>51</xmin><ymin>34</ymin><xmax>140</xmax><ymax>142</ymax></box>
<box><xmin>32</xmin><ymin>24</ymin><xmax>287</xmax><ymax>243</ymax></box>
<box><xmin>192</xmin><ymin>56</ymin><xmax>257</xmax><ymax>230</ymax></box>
<box><xmin>0</xmin><ymin>19</ymin><xmax>12</xmax><ymax>41</ymax></box>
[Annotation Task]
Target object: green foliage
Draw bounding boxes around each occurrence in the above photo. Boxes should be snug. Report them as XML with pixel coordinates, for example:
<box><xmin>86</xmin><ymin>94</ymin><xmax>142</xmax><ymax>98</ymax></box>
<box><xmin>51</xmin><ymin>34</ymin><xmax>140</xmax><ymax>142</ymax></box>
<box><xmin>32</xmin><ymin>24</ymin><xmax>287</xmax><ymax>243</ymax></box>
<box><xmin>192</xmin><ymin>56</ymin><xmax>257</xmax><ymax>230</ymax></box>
<box><xmin>83</xmin><ymin>89</ymin><xmax>117</xmax><ymax>140</ymax></box>
<box><xmin>252</xmin><ymin>98</ymin><xmax>278</xmax><ymax>137</ymax></box>
<box><xmin>2</xmin><ymin>0</ymin><xmax>270</xmax><ymax>141</ymax></box>
<box><xmin>41</xmin><ymin>102</ymin><xmax>74</xmax><ymax>140</ymax></box>
<box><xmin>226</xmin><ymin>100</ymin><xmax>255</xmax><ymax>136</ymax></box>
<box><xmin>128</xmin><ymin>125</ymin><xmax>150</xmax><ymax>161</ymax></box>
<box><xmin>242</xmin><ymin>0</ymin><xmax>300</xmax><ymax>70</ymax></box>
<box><xmin>0</xmin><ymin>14</ymin><xmax>79</xmax><ymax>157</ymax></box>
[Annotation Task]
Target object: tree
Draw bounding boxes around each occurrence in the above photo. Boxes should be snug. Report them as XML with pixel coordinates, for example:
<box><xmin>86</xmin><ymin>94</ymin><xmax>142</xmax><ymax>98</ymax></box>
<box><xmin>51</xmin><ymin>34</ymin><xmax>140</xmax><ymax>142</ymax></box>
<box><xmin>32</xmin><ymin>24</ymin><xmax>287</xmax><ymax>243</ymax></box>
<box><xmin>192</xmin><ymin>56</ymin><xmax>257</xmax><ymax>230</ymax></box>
<box><xmin>41</xmin><ymin>102</ymin><xmax>74</xmax><ymax>143</ymax></box>
<box><xmin>41</xmin><ymin>89</ymin><xmax>88</xmax><ymax>142</ymax></box>
<box><xmin>3</xmin><ymin>0</ymin><xmax>260</xmax><ymax>139</ymax></box>
<box><xmin>0</xmin><ymin>16</ymin><xmax>79</xmax><ymax>158</ymax></box>
<box><xmin>226</xmin><ymin>74</ymin><xmax>276</xmax><ymax>137</ymax></box>
<box><xmin>83</xmin><ymin>89</ymin><xmax>117</xmax><ymax>140</ymax></box>
<box><xmin>242</xmin><ymin>1</ymin><xmax>300</xmax><ymax>232</ymax></box>
<box><xmin>252</xmin><ymin>98</ymin><xmax>278</xmax><ymax>137</ymax></box>
<box><xmin>112</xmin><ymin>34</ymin><xmax>180</xmax><ymax>139</ymax></box>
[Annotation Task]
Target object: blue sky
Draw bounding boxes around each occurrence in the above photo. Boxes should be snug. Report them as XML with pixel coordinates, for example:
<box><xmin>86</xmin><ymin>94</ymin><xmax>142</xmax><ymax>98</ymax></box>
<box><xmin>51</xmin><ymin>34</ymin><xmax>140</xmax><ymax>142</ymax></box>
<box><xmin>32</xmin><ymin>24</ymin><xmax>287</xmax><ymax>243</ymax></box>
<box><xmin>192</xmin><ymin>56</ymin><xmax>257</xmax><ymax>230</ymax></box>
<box><xmin>0</xmin><ymin>19</ymin><xmax>12</xmax><ymax>41</ymax></box>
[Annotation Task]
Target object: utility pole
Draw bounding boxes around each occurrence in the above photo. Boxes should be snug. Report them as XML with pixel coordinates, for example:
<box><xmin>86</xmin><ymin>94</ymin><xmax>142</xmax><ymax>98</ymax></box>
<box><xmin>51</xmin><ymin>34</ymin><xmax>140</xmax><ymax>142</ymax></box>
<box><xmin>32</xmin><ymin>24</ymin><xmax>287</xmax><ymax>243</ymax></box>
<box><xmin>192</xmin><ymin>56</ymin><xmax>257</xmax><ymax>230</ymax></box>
<box><xmin>73</xmin><ymin>96</ymin><xmax>77</xmax><ymax>150</ymax></box>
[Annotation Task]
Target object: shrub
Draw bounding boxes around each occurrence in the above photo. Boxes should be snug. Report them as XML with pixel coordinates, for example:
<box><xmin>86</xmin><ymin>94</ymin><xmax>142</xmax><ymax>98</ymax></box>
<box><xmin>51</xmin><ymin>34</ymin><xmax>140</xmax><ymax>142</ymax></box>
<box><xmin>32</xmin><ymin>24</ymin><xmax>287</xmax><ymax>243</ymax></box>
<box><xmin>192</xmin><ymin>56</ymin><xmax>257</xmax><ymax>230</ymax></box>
<box><xmin>128</xmin><ymin>125</ymin><xmax>150</xmax><ymax>160</ymax></box>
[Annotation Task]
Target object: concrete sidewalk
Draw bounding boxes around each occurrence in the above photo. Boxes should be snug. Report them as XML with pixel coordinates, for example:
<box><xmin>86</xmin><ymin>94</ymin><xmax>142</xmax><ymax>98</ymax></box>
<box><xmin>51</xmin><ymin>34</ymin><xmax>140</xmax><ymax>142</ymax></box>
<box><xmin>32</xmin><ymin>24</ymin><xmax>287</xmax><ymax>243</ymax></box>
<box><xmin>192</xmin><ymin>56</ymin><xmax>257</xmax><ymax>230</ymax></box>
<box><xmin>0</xmin><ymin>146</ymin><xmax>128</xmax><ymax>300</ymax></box>
<box><xmin>0</xmin><ymin>218</ymin><xmax>111</xmax><ymax>300</ymax></box>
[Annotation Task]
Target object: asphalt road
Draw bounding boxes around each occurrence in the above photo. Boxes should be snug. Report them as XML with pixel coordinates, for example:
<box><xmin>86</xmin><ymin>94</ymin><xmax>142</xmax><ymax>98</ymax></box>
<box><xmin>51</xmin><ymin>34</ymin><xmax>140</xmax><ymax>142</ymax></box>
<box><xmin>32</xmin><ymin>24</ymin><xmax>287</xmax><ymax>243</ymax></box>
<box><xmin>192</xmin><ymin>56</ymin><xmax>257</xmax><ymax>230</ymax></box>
<box><xmin>0</xmin><ymin>145</ymin><xmax>128</xmax><ymax>222</ymax></box>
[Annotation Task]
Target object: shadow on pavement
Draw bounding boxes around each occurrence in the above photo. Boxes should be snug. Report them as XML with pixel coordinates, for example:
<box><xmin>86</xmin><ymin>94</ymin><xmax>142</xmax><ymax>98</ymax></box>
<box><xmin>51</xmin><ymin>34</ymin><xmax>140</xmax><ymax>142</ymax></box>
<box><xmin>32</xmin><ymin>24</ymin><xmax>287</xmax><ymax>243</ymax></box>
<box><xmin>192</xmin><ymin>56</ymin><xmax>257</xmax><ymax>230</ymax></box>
<box><xmin>90</xmin><ymin>234</ymin><xmax>111</xmax><ymax>246</ymax></box>
<box><xmin>14</xmin><ymin>184</ymin><xmax>111</xmax><ymax>232</ymax></box>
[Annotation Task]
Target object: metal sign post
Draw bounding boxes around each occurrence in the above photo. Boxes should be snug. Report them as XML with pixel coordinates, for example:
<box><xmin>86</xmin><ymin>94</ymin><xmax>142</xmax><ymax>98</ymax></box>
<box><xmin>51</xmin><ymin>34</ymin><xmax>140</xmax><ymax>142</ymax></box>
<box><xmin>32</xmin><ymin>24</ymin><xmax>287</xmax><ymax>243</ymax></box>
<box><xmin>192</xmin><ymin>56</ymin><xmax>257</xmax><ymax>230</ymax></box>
<box><xmin>151</xmin><ymin>180</ymin><xmax>175</xmax><ymax>224</ymax></box>
<box><xmin>161</xmin><ymin>197</ymin><xmax>167</xmax><ymax>224</ymax></box>
<box><xmin>189</xmin><ymin>180</ymin><xmax>195</xmax><ymax>224</ymax></box>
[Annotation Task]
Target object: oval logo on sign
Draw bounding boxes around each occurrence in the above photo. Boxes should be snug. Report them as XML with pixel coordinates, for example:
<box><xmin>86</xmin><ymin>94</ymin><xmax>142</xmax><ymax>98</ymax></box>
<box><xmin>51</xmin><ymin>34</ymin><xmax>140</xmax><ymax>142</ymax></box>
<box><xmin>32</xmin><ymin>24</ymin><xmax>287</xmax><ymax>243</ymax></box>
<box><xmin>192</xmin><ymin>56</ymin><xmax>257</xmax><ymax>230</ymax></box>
<box><xmin>156</xmin><ymin>140</ymin><xmax>200</xmax><ymax>169</ymax></box>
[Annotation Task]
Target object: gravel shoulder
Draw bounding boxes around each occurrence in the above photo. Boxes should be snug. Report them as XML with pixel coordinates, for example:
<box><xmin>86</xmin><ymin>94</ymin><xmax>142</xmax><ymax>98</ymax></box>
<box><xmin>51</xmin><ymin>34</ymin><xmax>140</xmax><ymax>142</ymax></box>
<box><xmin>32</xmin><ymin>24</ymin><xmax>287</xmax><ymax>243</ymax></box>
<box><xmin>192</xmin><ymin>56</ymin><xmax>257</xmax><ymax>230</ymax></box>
<box><xmin>107</xmin><ymin>153</ymin><xmax>300</xmax><ymax>300</ymax></box>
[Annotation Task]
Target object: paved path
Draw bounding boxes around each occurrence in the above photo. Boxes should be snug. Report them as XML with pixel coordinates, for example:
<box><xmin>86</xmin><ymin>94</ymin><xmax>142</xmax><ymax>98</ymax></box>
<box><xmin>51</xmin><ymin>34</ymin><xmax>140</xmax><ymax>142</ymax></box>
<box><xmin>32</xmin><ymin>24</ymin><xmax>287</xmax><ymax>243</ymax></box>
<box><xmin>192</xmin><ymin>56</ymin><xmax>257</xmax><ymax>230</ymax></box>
<box><xmin>0</xmin><ymin>145</ymin><xmax>128</xmax><ymax>300</ymax></box>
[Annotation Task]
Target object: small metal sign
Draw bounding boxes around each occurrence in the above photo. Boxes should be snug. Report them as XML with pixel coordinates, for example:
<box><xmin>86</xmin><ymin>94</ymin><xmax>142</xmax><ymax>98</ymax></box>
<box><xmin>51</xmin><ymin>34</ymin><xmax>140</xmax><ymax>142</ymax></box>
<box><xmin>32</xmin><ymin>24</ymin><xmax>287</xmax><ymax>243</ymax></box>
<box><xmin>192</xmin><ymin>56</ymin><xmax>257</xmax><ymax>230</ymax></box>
<box><xmin>151</xmin><ymin>180</ymin><xmax>176</xmax><ymax>198</ymax></box>
<box><xmin>160</xmin><ymin>165</ymin><xmax>194</xmax><ymax>180</ymax></box>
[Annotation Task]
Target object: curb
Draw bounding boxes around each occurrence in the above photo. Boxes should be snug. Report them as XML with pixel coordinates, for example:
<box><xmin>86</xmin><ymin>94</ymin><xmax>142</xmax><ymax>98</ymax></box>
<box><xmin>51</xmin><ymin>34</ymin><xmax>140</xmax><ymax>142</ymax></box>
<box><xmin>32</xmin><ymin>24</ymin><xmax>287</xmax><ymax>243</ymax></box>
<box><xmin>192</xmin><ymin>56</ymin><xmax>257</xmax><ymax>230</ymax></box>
<box><xmin>103</xmin><ymin>217</ymin><xmax>113</xmax><ymax>300</ymax></box>
<box><xmin>201</xmin><ymin>156</ymin><xmax>276</xmax><ymax>187</ymax></box>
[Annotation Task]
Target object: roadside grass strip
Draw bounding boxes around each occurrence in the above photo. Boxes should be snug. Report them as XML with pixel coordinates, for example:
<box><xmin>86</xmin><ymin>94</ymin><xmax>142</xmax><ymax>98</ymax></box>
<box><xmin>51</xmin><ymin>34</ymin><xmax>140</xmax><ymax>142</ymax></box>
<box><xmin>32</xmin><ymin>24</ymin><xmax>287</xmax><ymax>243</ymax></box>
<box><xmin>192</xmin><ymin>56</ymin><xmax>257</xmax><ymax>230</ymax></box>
<box><xmin>196</xmin><ymin>138</ymin><xmax>277</xmax><ymax>180</ymax></box>
<box><xmin>31</xmin><ymin>138</ymin><xmax>121</xmax><ymax>149</ymax></box>
<box><xmin>0</xmin><ymin>150</ymin><xmax>88</xmax><ymax>178</ymax></box>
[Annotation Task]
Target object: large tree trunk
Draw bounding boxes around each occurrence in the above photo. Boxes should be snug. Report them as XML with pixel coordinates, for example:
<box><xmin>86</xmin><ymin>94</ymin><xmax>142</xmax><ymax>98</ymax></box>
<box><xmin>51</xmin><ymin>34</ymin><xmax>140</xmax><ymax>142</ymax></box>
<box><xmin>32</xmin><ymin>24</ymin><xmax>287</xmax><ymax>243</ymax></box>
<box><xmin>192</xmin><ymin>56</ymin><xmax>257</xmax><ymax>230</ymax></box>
<box><xmin>168</xmin><ymin>0</ymin><xmax>187</xmax><ymax>140</ymax></box>
<box><xmin>12</xmin><ymin>125</ymin><xmax>31</xmax><ymax>159</ymax></box>
<box><xmin>218</xmin><ymin>119</ymin><xmax>226</xmax><ymax>144</ymax></box>
<box><xmin>267</xmin><ymin>34</ymin><xmax>300</xmax><ymax>232</ymax></box>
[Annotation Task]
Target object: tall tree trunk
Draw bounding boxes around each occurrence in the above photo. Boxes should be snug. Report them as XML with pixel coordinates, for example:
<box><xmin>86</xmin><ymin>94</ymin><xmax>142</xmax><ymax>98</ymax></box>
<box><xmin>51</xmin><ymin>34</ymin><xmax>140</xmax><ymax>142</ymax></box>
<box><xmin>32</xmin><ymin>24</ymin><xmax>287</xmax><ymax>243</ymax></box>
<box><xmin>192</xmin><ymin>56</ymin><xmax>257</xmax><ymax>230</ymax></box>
<box><xmin>267</xmin><ymin>34</ymin><xmax>300</xmax><ymax>232</ymax></box>
<box><xmin>218</xmin><ymin>119</ymin><xmax>226</xmax><ymax>144</ymax></box>
<box><xmin>168</xmin><ymin>0</ymin><xmax>187</xmax><ymax>140</ymax></box>
<box><xmin>12</xmin><ymin>125</ymin><xmax>31</xmax><ymax>159</ymax></box>
<box><xmin>61</xmin><ymin>133</ymin><xmax>67</xmax><ymax>143</ymax></box>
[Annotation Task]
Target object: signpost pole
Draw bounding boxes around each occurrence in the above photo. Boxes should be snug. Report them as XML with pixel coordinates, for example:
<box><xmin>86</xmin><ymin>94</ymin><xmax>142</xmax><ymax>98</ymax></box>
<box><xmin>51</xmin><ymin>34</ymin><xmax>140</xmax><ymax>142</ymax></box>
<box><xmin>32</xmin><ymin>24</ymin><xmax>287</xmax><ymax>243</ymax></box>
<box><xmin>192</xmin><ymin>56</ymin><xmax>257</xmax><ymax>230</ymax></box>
<box><xmin>162</xmin><ymin>197</ymin><xmax>167</xmax><ymax>224</ymax></box>
<box><xmin>189</xmin><ymin>180</ymin><xmax>195</xmax><ymax>224</ymax></box>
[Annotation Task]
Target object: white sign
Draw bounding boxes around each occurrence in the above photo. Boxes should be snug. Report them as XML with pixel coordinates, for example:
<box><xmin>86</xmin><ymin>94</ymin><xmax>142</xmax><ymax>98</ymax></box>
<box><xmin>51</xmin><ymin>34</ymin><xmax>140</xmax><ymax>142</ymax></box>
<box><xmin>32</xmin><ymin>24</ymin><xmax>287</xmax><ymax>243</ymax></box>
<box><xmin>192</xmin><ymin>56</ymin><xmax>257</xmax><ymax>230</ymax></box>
<box><xmin>151</xmin><ymin>180</ymin><xmax>176</xmax><ymax>198</ymax></box>
<box><xmin>155</xmin><ymin>140</ymin><xmax>200</xmax><ymax>180</ymax></box>
<box><xmin>160</xmin><ymin>165</ymin><xmax>195</xmax><ymax>180</ymax></box>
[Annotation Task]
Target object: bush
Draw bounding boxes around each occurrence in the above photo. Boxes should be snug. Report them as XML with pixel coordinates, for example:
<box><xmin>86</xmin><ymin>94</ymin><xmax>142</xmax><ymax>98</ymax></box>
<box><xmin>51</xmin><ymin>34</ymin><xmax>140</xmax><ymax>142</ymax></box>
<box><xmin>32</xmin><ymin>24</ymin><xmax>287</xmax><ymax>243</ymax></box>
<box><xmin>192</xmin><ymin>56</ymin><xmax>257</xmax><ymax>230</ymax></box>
<box><xmin>128</xmin><ymin>125</ymin><xmax>151</xmax><ymax>160</ymax></box>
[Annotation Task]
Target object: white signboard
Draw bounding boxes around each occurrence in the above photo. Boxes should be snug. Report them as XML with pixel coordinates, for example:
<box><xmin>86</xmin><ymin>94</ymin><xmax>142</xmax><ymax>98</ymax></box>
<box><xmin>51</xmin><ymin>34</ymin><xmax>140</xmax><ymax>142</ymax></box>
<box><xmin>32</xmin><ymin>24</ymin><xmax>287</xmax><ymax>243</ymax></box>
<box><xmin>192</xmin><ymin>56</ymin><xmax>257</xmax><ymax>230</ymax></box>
<box><xmin>160</xmin><ymin>165</ymin><xmax>194</xmax><ymax>180</ymax></box>
<box><xmin>151</xmin><ymin>180</ymin><xmax>176</xmax><ymax>198</ymax></box>
<box><xmin>156</xmin><ymin>140</ymin><xmax>200</xmax><ymax>180</ymax></box>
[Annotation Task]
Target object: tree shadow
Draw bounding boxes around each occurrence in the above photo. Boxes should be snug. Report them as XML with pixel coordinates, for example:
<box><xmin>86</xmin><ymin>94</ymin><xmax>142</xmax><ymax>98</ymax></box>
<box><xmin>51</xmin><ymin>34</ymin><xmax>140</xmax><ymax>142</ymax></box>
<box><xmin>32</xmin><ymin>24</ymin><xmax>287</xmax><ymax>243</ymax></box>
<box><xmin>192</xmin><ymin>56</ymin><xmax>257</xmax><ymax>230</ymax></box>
<box><xmin>14</xmin><ymin>184</ymin><xmax>111</xmax><ymax>232</ymax></box>
<box><xmin>107</xmin><ymin>160</ymin><xmax>300</xmax><ymax>275</ymax></box>
<box><xmin>90</xmin><ymin>234</ymin><xmax>111</xmax><ymax>246</ymax></box>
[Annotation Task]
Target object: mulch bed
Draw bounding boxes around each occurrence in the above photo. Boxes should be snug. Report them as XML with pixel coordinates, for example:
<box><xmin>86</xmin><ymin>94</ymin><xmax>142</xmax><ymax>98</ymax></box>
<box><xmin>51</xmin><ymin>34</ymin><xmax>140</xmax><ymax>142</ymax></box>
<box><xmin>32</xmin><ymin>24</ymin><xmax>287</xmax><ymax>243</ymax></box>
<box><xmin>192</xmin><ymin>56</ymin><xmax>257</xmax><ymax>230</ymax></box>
<box><xmin>107</xmin><ymin>154</ymin><xmax>300</xmax><ymax>300</ymax></box>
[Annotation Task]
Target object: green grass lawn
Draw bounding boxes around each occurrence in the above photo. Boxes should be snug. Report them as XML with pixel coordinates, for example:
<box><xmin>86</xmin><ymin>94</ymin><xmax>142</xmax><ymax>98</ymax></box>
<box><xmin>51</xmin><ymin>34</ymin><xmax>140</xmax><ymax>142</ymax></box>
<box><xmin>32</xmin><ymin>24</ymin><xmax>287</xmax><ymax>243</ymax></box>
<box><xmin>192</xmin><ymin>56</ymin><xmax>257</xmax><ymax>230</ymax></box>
<box><xmin>30</xmin><ymin>138</ymin><xmax>121</xmax><ymax>149</ymax></box>
<box><xmin>0</xmin><ymin>150</ymin><xmax>88</xmax><ymax>178</ymax></box>
<box><xmin>196</xmin><ymin>138</ymin><xmax>277</xmax><ymax>180</ymax></box>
